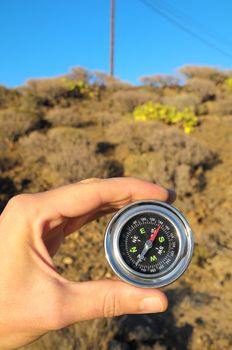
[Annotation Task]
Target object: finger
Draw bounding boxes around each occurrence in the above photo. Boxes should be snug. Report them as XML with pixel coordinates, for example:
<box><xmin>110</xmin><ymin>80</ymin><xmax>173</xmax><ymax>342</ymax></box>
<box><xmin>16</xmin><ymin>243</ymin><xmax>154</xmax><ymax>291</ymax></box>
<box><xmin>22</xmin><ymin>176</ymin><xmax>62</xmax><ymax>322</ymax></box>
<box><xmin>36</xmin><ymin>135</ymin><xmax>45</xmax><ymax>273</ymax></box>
<box><xmin>30</xmin><ymin>177</ymin><xmax>174</xmax><ymax>232</ymax></box>
<box><xmin>60</xmin><ymin>208</ymin><xmax>114</xmax><ymax>236</ymax></box>
<box><xmin>64</xmin><ymin>186</ymin><xmax>176</xmax><ymax>235</ymax></box>
<box><xmin>59</xmin><ymin>280</ymin><xmax>168</xmax><ymax>326</ymax></box>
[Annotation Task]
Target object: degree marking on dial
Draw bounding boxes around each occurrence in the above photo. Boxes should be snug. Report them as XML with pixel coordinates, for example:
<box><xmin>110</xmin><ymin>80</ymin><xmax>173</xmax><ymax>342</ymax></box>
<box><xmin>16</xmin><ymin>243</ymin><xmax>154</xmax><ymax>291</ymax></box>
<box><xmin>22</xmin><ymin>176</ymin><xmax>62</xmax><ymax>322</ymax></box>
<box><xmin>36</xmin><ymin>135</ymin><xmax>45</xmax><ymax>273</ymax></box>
<box><xmin>120</xmin><ymin>214</ymin><xmax>179</xmax><ymax>274</ymax></box>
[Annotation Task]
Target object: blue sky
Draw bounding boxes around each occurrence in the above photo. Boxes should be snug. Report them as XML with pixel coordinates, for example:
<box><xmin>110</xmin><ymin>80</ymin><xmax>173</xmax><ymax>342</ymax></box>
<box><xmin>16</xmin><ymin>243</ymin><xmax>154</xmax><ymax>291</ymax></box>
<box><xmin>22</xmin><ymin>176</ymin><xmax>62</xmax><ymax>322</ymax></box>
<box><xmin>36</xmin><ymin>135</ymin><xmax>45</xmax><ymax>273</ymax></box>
<box><xmin>0</xmin><ymin>0</ymin><xmax>232</xmax><ymax>87</ymax></box>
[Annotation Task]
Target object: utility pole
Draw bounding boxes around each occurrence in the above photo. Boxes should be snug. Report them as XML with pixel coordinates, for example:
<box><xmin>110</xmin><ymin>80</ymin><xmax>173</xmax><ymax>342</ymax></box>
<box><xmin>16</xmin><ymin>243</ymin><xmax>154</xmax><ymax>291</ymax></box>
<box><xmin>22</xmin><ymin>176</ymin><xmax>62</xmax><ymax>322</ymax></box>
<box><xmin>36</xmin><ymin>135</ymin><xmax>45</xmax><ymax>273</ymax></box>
<box><xmin>110</xmin><ymin>0</ymin><xmax>115</xmax><ymax>76</ymax></box>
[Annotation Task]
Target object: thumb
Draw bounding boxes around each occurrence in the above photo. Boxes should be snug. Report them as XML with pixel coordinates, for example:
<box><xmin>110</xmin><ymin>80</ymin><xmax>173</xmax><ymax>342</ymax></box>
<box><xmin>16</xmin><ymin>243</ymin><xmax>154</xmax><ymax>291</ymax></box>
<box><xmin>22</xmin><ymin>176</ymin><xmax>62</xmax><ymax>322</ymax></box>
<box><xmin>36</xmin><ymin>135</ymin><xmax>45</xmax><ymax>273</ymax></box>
<box><xmin>60</xmin><ymin>280</ymin><xmax>168</xmax><ymax>326</ymax></box>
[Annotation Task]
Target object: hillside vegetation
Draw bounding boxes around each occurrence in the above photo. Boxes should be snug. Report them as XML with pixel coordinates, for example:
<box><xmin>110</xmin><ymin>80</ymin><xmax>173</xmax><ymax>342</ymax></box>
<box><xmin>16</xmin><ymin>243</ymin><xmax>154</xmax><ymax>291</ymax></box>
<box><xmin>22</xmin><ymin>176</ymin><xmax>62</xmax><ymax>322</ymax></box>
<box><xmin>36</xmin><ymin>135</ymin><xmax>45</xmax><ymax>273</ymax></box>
<box><xmin>0</xmin><ymin>65</ymin><xmax>232</xmax><ymax>350</ymax></box>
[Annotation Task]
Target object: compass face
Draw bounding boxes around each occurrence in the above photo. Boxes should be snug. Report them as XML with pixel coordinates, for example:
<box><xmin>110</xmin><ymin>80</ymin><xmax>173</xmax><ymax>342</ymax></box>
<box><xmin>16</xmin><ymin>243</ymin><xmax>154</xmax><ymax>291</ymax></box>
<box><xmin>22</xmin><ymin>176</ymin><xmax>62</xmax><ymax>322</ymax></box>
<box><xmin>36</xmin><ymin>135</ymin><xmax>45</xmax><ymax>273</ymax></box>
<box><xmin>105</xmin><ymin>200</ymin><xmax>194</xmax><ymax>288</ymax></box>
<box><xmin>118</xmin><ymin>212</ymin><xmax>179</xmax><ymax>275</ymax></box>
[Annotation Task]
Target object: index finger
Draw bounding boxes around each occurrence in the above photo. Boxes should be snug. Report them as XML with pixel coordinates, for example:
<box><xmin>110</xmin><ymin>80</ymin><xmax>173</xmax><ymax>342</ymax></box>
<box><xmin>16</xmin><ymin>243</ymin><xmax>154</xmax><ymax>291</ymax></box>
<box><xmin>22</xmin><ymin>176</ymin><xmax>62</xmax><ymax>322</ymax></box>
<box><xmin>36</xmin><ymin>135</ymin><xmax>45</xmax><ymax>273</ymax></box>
<box><xmin>34</xmin><ymin>177</ymin><xmax>175</xmax><ymax>222</ymax></box>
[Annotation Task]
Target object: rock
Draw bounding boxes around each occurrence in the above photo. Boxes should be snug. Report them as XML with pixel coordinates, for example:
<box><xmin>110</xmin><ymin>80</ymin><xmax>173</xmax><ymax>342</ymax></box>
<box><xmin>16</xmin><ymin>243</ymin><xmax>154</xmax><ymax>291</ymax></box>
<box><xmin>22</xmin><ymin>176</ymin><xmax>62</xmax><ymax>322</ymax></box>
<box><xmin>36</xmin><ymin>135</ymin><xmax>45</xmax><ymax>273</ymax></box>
<box><xmin>62</xmin><ymin>256</ymin><xmax>74</xmax><ymax>265</ymax></box>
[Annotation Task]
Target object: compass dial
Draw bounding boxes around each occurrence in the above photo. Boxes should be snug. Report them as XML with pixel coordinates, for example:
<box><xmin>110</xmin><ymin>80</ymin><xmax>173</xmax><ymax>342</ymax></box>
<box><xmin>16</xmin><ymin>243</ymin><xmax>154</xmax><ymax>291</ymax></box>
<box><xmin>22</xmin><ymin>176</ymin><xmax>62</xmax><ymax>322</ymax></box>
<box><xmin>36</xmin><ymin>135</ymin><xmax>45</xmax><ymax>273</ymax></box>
<box><xmin>105</xmin><ymin>200</ymin><xmax>194</xmax><ymax>288</ymax></box>
<box><xmin>119</xmin><ymin>213</ymin><xmax>179</xmax><ymax>275</ymax></box>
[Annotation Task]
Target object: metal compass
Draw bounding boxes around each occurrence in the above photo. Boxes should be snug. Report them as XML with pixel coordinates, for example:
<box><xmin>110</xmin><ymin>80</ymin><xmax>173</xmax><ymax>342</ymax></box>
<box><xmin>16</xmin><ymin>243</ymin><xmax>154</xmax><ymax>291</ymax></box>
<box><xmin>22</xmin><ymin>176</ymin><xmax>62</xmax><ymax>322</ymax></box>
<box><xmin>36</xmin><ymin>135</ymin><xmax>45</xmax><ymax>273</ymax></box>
<box><xmin>104</xmin><ymin>200</ymin><xmax>194</xmax><ymax>288</ymax></box>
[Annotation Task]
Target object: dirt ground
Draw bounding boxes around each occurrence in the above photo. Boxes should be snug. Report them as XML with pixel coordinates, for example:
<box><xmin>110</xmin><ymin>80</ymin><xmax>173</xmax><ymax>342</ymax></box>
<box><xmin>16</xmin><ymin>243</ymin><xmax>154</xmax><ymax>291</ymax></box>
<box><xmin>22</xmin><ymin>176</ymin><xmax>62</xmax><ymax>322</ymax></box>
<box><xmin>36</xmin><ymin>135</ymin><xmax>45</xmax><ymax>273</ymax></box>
<box><xmin>0</xmin><ymin>89</ymin><xmax>232</xmax><ymax>349</ymax></box>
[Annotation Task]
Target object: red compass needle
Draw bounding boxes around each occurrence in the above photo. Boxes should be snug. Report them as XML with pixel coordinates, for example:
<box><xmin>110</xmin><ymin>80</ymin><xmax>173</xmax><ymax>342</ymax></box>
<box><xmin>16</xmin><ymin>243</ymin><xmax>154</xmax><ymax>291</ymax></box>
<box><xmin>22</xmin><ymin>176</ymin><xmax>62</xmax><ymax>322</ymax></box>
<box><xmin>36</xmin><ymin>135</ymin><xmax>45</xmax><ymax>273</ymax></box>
<box><xmin>149</xmin><ymin>225</ymin><xmax>161</xmax><ymax>242</ymax></box>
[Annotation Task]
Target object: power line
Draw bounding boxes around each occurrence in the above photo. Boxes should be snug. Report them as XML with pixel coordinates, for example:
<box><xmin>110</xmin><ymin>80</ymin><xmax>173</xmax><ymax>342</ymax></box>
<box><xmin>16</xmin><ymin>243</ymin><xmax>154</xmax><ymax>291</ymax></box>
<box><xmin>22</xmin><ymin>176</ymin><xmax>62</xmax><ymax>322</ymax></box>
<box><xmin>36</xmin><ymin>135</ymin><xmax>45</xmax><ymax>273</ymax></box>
<box><xmin>138</xmin><ymin>0</ymin><xmax>232</xmax><ymax>61</ymax></box>
<box><xmin>153</xmin><ymin>0</ymin><xmax>232</xmax><ymax>48</ymax></box>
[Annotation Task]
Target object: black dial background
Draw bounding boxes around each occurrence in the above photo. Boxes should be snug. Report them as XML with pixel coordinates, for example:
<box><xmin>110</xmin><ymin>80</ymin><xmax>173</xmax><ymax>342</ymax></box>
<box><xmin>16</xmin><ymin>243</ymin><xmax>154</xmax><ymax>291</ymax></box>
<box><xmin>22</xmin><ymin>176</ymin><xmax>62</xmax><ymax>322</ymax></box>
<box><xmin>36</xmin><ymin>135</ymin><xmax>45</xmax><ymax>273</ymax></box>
<box><xmin>119</xmin><ymin>212</ymin><xmax>179</xmax><ymax>275</ymax></box>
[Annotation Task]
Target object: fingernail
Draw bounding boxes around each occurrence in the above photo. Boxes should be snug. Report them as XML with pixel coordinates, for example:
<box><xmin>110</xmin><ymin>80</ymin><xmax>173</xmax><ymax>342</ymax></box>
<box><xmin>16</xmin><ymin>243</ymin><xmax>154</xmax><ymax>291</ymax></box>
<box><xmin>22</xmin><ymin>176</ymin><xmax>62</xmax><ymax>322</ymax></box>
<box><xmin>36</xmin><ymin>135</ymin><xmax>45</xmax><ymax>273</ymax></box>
<box><xmin>167</xmin><ymin>189</ymin><xmax>176</xmax><ymax>203</ymax></box>
<box><xmin>139</xmin><ymin>297</ymin><xmax>166</xmax><ymax>313</ymax></box>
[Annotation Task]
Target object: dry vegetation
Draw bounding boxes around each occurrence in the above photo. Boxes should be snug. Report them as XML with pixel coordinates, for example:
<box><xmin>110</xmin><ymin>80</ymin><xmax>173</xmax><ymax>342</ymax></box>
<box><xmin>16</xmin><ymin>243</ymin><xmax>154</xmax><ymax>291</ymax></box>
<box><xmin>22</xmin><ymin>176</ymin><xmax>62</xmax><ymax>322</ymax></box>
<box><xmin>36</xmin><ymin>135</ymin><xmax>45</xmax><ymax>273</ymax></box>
<box><xmin>0</xmin><ymin>66</ymin><xmax>232</xmax><ymax>350</ymax></box>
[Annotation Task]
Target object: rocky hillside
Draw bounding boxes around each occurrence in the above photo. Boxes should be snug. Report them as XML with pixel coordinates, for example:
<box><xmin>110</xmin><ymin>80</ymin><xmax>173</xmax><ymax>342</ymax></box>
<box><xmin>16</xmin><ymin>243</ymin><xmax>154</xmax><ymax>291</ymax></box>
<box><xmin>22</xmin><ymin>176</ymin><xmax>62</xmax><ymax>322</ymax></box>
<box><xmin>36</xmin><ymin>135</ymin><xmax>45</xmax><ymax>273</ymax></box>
<box><xmin>0</xmin><ymin>66</ymin><xmax>231</xmax><ymax>350</ymax></box>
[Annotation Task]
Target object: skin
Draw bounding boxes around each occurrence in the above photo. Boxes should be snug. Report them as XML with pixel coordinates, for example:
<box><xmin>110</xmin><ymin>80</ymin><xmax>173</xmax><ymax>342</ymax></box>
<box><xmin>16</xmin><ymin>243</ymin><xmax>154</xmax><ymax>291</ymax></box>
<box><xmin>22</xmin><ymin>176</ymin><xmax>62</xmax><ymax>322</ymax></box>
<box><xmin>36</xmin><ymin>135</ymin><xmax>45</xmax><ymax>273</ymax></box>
<box><xmin>0</xmin><ymin>177</ymin><xmax>176</xmax><ymax>349</ymax></box>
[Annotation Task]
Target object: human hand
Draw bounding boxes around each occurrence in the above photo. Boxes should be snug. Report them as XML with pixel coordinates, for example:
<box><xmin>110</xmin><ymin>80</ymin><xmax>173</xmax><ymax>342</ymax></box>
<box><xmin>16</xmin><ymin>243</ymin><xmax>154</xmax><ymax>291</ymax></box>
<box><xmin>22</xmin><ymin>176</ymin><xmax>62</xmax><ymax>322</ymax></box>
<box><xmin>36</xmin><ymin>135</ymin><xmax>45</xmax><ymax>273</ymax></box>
<box><xmin>0</xmin><ymin>177</ymin><xmax>175</xmax><ymax>349</ymax></box>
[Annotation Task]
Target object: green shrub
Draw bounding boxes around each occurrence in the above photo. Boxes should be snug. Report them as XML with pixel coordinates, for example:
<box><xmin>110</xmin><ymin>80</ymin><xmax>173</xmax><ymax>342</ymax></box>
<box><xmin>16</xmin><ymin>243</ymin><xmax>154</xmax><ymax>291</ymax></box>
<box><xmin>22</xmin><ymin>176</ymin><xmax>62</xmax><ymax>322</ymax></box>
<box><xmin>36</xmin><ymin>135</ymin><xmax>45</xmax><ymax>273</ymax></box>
<box><xmin>94</xmin><ymin>71</ymin><xmax>131</xmax><ymax>90</ymax></box>
<box><xmin>68</xmin><ymin>67</ymin><xmax>92</xmax><ymax>85</ymax></box>
<box><xmin>139</xmin><ymin>74</ymin><xmax>180</xmax><ymax>88</ymax></box>
<box><xmin>179</xmin><ymin>65</ymin><xmax>227</xmax><ymax>84</ymax></box>
<box><xmin>211</xmin><ymin>98</ymin><xmax>232</xmax><ymax>115</ymax></box>
<box><xmin>186</xmin><ymin>78</ymin><xmax>216</xmax><ymax>102</ymax></box>
<box><xmin>60</xmin><ymin>77</ymin><xmax>97</xmax><ymax>99</ymax></box>
<box><xmin>44</xmin><ymin>106</ymin><xmax>95</xmax><ymax>128</ymax></box>
<box><xmin>105</xmin><ymin>123</ymin><xmax>216</xmax><ymax>196</ymax></box>
<box><xmin>18</xmin><ymin>127</ymin><xmax>123</xmax><ymax>186</ymax></box>
<box><xmin>162</xmin><ymin>93</ymin><xmax>200</xmax><ymax>113</ymax></box>
<box><xmin>133</xmin><ymin>102</ymin><xmax>198</xmax><ymax>133</ymax></box>
<box><xmin>68</xmin><ymin>67</ymin><xmax>130</xmax><ymax>90</ymax></box>
<box><xmin>0</xmin><ymin>108</ymin><xmax>39</xmax><ymax>142</ymax></box>
<box><xmin>23</xmin><ymin>76</ymin><xmax>97</xmax><ymax>108</ymax></box>
<box><xmin>112</xmin><ymin>90</ymin><xmax>160</xmax><ymax>113</ymax></box>
<box><xmin>0</xmin><ymin>85</ymin><xmax>20</xmax><ymax>108</ymax></box>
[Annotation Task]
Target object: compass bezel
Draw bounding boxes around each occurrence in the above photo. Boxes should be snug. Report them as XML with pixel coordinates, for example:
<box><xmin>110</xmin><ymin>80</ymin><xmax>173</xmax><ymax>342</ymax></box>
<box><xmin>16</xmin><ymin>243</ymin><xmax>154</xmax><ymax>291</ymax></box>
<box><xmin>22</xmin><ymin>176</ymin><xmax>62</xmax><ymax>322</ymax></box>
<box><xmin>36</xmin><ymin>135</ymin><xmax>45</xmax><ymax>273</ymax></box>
<box><xmin>104</xmin><ymin>200</ymin><xmax>194</xmax><ymax>288</ymax></box>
